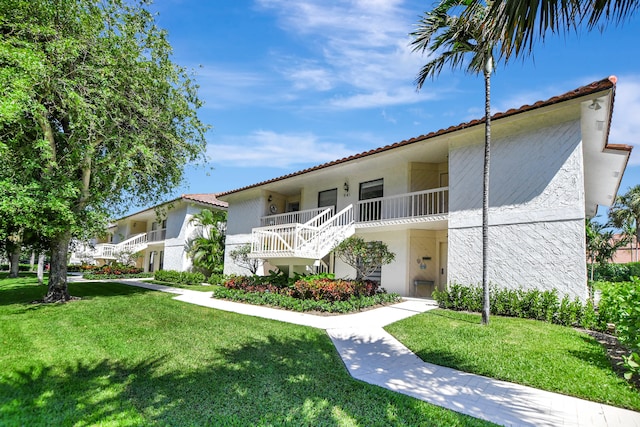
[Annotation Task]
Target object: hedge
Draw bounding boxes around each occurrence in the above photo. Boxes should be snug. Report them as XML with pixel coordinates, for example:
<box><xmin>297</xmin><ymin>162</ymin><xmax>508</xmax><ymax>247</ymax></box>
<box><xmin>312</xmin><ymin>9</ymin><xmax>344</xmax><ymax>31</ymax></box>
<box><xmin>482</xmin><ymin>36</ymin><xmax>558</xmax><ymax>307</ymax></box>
<box><xmin>155</xmin><ymin>270</ymin><xmax>205</xmax><ymax>286</ymax></box>
<box><xmin>432</xmin><ymin>284</ymin><xmax>596</xmax><ymax>329</ymax></box>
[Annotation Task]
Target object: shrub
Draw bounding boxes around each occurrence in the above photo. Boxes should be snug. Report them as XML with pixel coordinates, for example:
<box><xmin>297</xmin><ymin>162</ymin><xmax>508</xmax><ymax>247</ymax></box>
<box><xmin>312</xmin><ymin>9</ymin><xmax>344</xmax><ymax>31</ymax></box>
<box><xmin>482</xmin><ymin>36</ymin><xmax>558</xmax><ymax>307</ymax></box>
<box><xmin>218</xmin><ymin>274</ymin><xmax>393</xmax><ymax>312</ymax></box>
<box><xmin>289</xmin><ymin>278</ymin><xmax>381</xmax><ymax>302</ymax></box>
<box><xmin>589</xmin><ymin>261</ymin><xmax>640</xmax><ymax>282</ymax></box>
<box><xmin>0</xmin><ymin>264</ymin><xmax>32</xmax><ymax>272</ymax></box>
<box><xmin>598</xmin><ymin>279</ymin><xmax>640</xmax><ymax>348</ymax></box>
<box><xmin>85</xmin><ymin>263</ymin><xmax>143</xmax><ymax>276</ymax></box>
<box><xmin>433</xmin><ymin>284</ymin><xmax>590</xmax><ymax>328</ymax></box>
<box><xmin>212</xmin><ymin>286</ymin><xmax>400</xmax><ymax>313</ymax></box>
<box><xmin>207</xmin><ymin>273</ymin><xmax>225</xmax><ymax>285</ymax></box>
<box><xmin>155</xmin><ymin>270</ymin><xmax>205</xmax><ymax>285</ymax></box>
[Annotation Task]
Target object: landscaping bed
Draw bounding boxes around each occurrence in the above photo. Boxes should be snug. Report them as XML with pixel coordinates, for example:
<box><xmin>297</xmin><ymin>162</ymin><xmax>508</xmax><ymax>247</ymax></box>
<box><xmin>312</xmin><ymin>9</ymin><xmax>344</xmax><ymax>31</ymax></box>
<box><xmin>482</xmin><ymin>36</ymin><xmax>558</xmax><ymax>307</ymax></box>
<box><xmin>213</xmin><ymin>273</ymin><xmax>401</xmax><ymax>314</ymax></box>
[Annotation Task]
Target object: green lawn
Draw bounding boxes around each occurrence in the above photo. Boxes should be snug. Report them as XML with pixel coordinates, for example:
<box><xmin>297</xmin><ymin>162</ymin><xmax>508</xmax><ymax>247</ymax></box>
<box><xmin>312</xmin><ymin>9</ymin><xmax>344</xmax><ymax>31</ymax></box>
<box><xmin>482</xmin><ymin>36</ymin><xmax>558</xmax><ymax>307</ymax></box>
<box><xmin>0</xmin><ymin>275</ymin><xmax>492</xmax><ymax>426</ymax></box>
<box><xmin>148</xmin><ymin>279</ymin><xmax>220</xmax><ymax>293</ymax></box>
<box><xmin>385</xmin><ymin>309</ymin><xmax>640</xmax><ymax>411</ymax></box>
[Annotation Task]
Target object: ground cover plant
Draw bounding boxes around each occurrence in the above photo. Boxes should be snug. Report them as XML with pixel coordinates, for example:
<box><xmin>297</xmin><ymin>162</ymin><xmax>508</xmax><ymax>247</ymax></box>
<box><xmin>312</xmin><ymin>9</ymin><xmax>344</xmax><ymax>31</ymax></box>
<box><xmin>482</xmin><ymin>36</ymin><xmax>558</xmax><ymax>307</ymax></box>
<box><xmin>0</xmin><ymin>275</ymin><xmax>492</xmax><ymax>426</ymax></box>
<box><xmin>385</xmin><ymin>309</ymin><xmax>640</xmax><ymax>411</ymax></box>
<box><xmin>214</xmin><ymin>273</ymin><xmax>401</xmax><ymax>313</ymax></box>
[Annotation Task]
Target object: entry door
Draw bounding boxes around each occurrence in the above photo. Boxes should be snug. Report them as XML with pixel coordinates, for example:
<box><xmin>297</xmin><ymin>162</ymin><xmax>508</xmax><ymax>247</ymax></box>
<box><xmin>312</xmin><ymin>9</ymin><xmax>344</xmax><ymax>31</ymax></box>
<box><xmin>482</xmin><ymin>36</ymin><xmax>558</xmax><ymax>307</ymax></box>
<box><xmin>439</xmin><ymin>242</ymin><xmax>448</xmax><ymax>288</ymax></box>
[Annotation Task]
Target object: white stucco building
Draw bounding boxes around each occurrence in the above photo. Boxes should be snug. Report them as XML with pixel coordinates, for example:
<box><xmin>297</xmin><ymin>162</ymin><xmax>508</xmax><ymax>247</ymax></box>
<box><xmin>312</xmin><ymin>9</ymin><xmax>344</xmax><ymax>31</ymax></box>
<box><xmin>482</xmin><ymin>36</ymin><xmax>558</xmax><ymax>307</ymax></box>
<box><xmin>219</xmin><ymin>77</ymin><xmax>631</xmax><ymax>300</ymax></box>
<box><xmin>75</xmin><ymin>194</ymin><xmax>227</xmax><ymax>273</ymax></box>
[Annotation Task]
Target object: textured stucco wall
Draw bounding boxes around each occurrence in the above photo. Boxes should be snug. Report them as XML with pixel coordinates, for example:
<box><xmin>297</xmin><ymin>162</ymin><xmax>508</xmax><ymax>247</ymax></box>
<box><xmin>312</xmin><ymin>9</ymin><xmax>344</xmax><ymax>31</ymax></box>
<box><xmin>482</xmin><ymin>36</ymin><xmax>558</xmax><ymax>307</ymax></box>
<box><xmin>333</xmin><ymin>230</ymin><xmax>409</xmax><ymax>295</ymax></box>
<box><xmin>447</xmin><ymin>120</ymin><xmax>588</xmax><ymax>300</ymax></box>
<box><xmin>224</xmin><ymin>198</ymin><xmax>266</xmax><ymax>275</ymax></box>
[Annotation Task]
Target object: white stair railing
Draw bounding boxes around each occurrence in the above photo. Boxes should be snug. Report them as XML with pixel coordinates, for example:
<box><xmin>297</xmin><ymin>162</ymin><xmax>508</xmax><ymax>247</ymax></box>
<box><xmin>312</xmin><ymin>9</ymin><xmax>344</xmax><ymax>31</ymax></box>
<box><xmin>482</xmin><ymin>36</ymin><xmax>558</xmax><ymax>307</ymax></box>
<box><xmin>251</xmin><ymin>205</ymin><xmax>354</xmax><ymax>259</ymax></box>
<box><xmin>94</xmin><ymin>233</ymin><xmax>148</xmax><ymax>259</ymax></box>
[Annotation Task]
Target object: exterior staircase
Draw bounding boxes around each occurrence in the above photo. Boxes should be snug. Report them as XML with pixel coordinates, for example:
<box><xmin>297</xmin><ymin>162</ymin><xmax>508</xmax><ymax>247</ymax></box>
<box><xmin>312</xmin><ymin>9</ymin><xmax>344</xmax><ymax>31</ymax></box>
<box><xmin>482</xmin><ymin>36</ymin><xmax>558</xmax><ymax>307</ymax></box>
<box><xmin>250</xmin><ymin>205</ymin><xmax>355</xmax><ymax>261</ymax></box>
<box><xmin>94</xmin><ymin>233</ymin><xmax>149</xmax><ymax>260</ymax></box>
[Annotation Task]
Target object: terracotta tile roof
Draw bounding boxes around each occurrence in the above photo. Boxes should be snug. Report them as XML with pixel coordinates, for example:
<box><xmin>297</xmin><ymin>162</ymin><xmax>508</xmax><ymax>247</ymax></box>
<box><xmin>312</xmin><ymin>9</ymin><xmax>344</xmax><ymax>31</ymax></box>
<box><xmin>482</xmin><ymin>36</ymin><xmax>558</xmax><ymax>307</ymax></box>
<box><xmin>181</xmin><ymin>193</ymin><xmax>228</xmax><ymax>208</ymax></box>
<box><xmin>218</xmin><ymin>76</ymin><xmax>629</xmax><ymax>197</ymax></box>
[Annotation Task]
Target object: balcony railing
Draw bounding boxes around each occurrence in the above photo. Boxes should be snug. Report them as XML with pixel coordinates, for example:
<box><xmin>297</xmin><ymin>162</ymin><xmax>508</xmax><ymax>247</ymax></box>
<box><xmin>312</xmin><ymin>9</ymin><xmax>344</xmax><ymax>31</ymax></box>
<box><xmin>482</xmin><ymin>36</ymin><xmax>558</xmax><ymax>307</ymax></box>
<box><xmin>356</xmin><ymin>187</ymin><xmax>448</xmax><ymax>223</ymax></box>
<box><xmin>148</xmin><ymin>229</ymin><xmax>167</xmax><ymax>242</ymax></box>
<box><xmin>260</xmin><ymin>207</ymin><xmax>333</xmax><ymax>227</ymax></box>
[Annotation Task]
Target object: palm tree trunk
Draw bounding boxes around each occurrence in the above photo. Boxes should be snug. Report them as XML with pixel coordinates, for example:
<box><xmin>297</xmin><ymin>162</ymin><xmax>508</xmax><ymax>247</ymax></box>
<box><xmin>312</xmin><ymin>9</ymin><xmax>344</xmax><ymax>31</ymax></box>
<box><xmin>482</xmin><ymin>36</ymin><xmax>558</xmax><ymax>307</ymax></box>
<box><xmin>482</xmin><ymin>57</ymin><xmax>492</xmax><ymax>326</ymax></box>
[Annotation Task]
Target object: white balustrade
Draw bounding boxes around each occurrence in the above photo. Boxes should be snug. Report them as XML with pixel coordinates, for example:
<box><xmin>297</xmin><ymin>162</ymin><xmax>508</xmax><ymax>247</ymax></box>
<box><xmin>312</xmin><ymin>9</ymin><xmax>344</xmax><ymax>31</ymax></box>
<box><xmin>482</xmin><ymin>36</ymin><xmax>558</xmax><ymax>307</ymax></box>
<box><xmin>356</xmin><ymin>187</ymin><xmax>448</xmax><ymax>222</ymax></box>
<box><xmin>260</xmin><ymin>207</ymin><xmax>333</xmax><ymax>226</ymax></box>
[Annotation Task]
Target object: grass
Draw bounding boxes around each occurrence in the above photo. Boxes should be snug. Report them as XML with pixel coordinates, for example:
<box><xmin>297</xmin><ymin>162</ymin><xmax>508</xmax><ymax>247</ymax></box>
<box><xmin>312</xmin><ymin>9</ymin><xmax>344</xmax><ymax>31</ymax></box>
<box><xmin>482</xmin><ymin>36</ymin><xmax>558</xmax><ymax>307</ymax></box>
<box><xmin>385</xmin><ymin>309</ymin><xmax>640</xmax><ymax>411</ymax></box>
<box><xmin>148</xmin><ymin>279</ymin><xmax>220</xmax><ymax>293</ymax></box>
<box><xmin>0</xmin><ymin>275</ymin><xmax>493</xmax><ymax>426</ymax></box>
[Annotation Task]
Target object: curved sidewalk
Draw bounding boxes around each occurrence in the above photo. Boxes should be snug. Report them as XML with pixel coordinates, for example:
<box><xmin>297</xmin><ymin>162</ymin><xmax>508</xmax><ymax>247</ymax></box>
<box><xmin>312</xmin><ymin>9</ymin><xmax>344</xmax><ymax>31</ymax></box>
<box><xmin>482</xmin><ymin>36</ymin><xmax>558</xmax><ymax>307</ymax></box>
<box><xmin>114</xmin><ymin>279</ymin><xmax>640</xmax><ymax>427</ymax></box>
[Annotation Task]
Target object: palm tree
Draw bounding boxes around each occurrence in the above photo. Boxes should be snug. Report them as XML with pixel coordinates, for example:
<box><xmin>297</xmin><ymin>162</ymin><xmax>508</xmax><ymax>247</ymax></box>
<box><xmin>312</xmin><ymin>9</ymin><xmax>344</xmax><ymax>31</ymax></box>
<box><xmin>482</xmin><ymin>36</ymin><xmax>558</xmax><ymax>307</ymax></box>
<box><xmin>585</xmin><ymin>218</ymin><xmax>628</xmax><ymax>281</ymax></box>
<box><xmin>411</xmin><ymin>0</ymin><xmax>499</xmax><ymax>325</ymax></box>
<box><xmin>185</xmin><ymin>209</ymin><xmax>227</xmax><ymax>277</ymax></box>
<box><xmin>609</xmin><ymin>185</ymin><xmax>640</xmax><ymax>263</ymax></box>
<box><xmin>484</xmin><ymin>0</ymin><xmax>639</xmax><ymax>59</ymax></box>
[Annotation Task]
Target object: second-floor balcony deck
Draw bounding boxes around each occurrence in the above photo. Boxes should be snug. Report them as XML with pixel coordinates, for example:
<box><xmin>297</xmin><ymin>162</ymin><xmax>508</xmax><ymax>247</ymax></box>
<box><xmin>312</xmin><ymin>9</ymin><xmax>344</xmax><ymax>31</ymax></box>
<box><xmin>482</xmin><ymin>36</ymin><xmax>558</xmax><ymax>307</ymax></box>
<box><xmin>259</xmin><ymin>187</ymin><xmax>449</xmax><ymax>229</ymax></box>
<box><xmin>251</xmin><ymin>187</ymin><xmax>448</xmax><ymax>260</ymax></box>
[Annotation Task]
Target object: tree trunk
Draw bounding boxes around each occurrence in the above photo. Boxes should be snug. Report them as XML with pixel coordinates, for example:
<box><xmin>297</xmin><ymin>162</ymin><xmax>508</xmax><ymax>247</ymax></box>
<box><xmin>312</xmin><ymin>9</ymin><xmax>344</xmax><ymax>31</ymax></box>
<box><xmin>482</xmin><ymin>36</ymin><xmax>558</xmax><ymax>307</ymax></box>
<box><xmin>37</xmin><ymin>253</ymin><xmax>46</xmax><ymax>286</ymax></box>
<box><xmin>9</xmin><ymin>246</ymin><xmax>20</xmax><ymax>278</ymax></box>
<box><xmin>30</xmin><ymin>251</ymin><xmax>35</xmax><ymax>272</ymax></box>
<box><xmin>481</xmin><ymin>59</ymin><xmax>492</xmax><ymax>326</ymax></box>
<box><xmin>43</xmin><ymin>232</ymin><xmax>71</xmax><ymax>302</ymax></box>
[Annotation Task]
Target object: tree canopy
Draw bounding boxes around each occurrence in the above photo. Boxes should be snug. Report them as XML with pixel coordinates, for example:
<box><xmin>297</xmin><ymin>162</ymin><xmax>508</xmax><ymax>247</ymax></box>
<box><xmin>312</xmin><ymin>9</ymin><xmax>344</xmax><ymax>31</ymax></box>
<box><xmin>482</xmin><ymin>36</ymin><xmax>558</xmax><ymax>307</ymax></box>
<box><xmin>0</xmin><ymin>0</ymin><xmax>208</xmax><ymax>301</ymax></box>
<box><xmin>483</xmin><ymin>0</ymin><xmax>639</xmax><ymax>59</ymax></box>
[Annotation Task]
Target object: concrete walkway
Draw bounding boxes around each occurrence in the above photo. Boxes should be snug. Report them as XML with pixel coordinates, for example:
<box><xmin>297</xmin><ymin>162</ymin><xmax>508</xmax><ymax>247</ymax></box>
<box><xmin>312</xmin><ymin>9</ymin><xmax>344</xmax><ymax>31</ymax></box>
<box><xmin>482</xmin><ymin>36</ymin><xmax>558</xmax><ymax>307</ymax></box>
<box><xmin>110</xmin><ymin>279</ymin><xmax>640</xmax><ymax>427</ymax></box>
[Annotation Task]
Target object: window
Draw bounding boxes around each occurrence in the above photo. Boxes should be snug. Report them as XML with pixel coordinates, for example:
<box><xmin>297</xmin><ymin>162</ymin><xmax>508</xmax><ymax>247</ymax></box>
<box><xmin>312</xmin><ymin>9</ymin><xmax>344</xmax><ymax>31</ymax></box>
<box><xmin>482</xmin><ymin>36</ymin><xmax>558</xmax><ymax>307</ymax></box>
<box><xmin>359</xmin><ymin>179</ymin><xmax>383</xmax><ymax>221</ymax></box>
<box><xmin>359</xmin><ymin>179</ymin><xmax>383</xmax><ymax>200</ymax></box>
<box><xmin>318</xmin><ymin>188</ymin><xmax>338</xmax><ymax>211</ymax></box>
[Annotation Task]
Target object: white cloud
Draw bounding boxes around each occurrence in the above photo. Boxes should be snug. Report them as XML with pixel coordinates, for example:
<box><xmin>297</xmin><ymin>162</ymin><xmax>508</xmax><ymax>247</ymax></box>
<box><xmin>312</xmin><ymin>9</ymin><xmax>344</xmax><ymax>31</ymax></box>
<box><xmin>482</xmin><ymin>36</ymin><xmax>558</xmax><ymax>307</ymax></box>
<box><xmin>610</xmin><ymin>75</ymin><xmax>640</xmax><ymax>164</ymax></box>
<box><xmin>254</xmin><ymin>0</ymin><xmax>434</xmax><ymax>109</ymax></box>
<box><xmin>206</xmin><ymin>130</ymin><xmax>356</xmax><ymax>168</ymax></box>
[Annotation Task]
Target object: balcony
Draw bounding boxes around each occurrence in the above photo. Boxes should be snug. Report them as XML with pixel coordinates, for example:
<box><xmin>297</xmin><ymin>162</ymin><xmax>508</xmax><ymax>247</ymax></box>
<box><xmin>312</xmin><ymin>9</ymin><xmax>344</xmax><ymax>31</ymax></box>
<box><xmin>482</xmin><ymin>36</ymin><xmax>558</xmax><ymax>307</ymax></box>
<box><xmin>251</xmin><ymin>187</ymin><xmax>448</xmax><ymax>260</ymax></box>
<box><xmin>148</xmin><ymin>228</ymin><xmax>167</xmax><ymax>242</ymax></box>
<box><xmin>356</xmin><ymin>187</ymin><xmax>448</xmax><ymax>227</ymax></box>
<box><xmin>260</xmin><ymin>207</ymin><xmax>333</xmax><ymax>227</ymax></box>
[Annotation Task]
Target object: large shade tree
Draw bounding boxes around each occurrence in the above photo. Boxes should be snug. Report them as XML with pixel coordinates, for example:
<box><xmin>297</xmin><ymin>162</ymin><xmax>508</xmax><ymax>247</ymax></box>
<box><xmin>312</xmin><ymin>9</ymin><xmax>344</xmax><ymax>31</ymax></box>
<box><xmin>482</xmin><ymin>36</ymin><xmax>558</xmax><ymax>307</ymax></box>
<box><xmin>0</xmin><ymin>0</ymin><xmax>208</xmax><ymax>301</ymax></box>
<box><xmin>411</xmin><ymin>0</ymin><xmax>500</xmax><ymax>324</ymax></box>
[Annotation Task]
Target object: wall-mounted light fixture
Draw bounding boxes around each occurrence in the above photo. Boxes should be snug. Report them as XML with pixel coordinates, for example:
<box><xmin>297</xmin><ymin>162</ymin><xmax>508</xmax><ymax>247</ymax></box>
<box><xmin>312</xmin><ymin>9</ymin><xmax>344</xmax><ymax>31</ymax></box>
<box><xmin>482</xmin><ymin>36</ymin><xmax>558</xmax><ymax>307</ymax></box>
<box><xmin>343</xmin><ymin>181</ymin><xmax>350</xmax><ymax>197</ymax></box>
<box><xmin>588</xmin><ymin>99</ymin><xmax>602</xmax><ymax>110</ymax></box>
<box><xmin>267</xmin><ymin>195</ymin><xmax>273</xmax><ymax>202</ymax></box>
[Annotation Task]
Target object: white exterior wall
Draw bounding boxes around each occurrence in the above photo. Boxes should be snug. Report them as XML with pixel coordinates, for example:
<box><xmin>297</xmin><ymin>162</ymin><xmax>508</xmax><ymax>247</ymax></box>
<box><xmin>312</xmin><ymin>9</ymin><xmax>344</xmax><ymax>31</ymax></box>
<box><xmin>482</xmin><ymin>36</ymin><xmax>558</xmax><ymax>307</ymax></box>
<box><xmin>448</xmin><ymin>120</ymin><xmax>588</xmax><ymax>300</ymax></box>
<box><xmin>224</xmin><ymin>198</ymin><xmax>266</xmax><ymax>276</ymax></box>
<box><xmin>334</xmin><ymin>230</ymin><xmax>409</xmax><ymax>295</ymax></box>
<box><xmin>162</xmin><ymin>204</ymin><xmax>193</xmax><ymax>272</ymax></box>
<box><xmin>299</xmin><ymin>165</ymin><xmax>410</xmax><ymax>213</ymax></box>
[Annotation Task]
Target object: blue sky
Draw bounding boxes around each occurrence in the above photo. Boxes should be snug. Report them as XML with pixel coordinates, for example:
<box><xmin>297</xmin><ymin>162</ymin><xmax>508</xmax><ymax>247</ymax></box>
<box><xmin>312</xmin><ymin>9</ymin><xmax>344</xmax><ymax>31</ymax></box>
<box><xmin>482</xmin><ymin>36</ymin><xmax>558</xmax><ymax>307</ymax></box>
<box><xmin>148</xmin><ymin>0</ymin><xmax>640</xmax><ymax>216</ymax></box>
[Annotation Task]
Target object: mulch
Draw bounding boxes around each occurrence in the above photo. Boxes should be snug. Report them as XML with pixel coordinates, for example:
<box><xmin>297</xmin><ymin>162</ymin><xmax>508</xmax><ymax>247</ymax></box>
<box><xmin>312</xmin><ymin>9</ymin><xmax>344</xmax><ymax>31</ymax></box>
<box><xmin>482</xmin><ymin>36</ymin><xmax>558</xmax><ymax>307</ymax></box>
<box><xmin>580</xmin><ymin>328</ymin><xmax>640</xmax><ymax>390</ymax></box>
